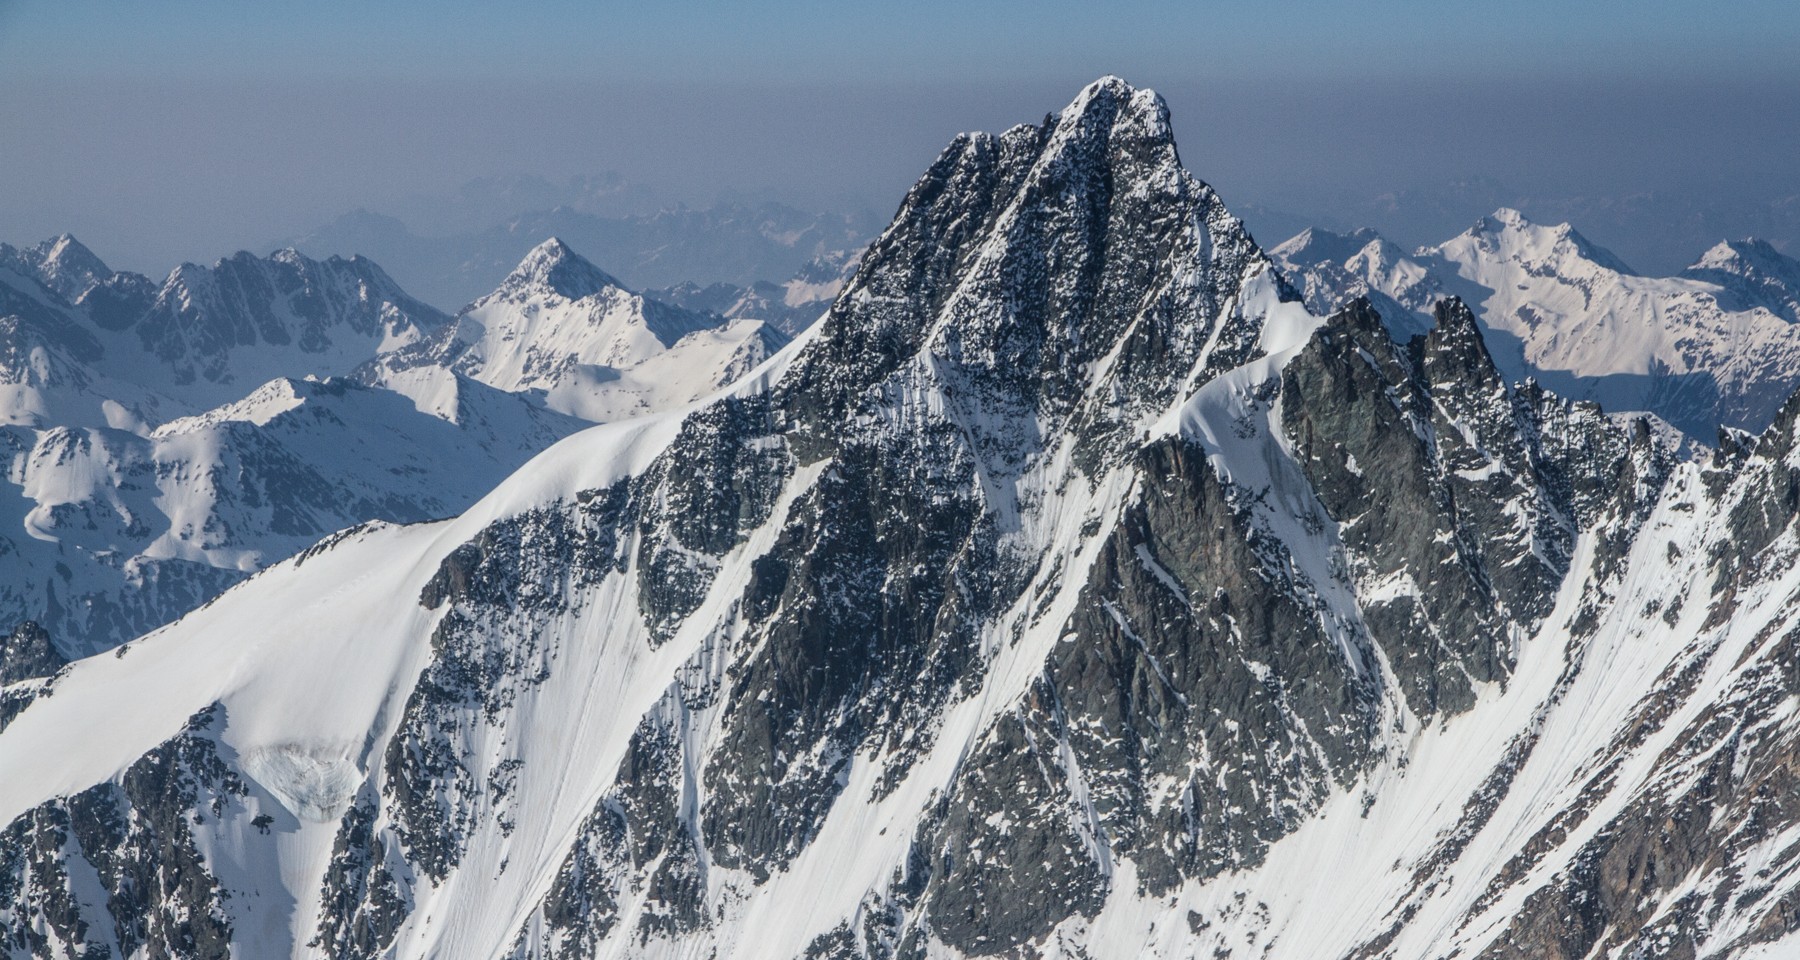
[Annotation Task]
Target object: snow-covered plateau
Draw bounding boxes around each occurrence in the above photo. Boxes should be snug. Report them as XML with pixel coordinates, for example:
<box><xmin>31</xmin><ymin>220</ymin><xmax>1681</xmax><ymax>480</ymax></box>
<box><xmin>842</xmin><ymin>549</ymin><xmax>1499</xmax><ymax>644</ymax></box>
<box><xmin>4</xmin><ymin>77</ymin><xmax>1800</xmax><ymax>960</ymax></box>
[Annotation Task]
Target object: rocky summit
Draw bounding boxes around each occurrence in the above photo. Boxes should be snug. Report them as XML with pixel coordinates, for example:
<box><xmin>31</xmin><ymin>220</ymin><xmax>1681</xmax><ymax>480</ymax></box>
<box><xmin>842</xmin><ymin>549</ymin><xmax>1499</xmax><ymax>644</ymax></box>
<box><xmin>3</xmin><ymin>77</ymin><xmax>1800</xmax><ymax>960</ymax></box>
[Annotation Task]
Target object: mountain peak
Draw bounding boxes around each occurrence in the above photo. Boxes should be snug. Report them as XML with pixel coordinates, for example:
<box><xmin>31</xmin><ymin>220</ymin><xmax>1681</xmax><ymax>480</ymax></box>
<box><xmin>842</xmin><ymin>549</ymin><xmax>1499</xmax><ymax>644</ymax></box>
<box><xmin>37</xmin><ymin>233</ymin><xmax>108</xmax><ymax>274</ymax></box>
<box><xmin>1470</xmin><ymin>207</ymin><xmax>1558</xmax><ymax>241</ymax></box>
<box><xmin>1688</xmin><ymin>237</ymin><xmax>1799</xmax><ymax>276</ymax></box>
<box><xmin>1683</xmin><ymin>237</ymin><xmax>1800</xmax><ymax>322</ymax></box>
<box><xmin>1064</xmin><ymin>74</ymin><xmax>1140</xmax><ymax>110</ymax></box>
<box><xmin>1425</xmin><ymin>295</ymin><xmax>1490</xmax><ymax>355</ymax></box>
<box><xmin>492</xmin><ymin>237</ymin><xmax>623</xmax><ymax>302</ymax></box>
<box><xmin>1454</xmin><ymin>207</ymin><xmax>1637</xmax><ymax>276</ymax></box>
<box><xmin>1272</xmin><ymin>226</ymin><xmax>1387</xmax><ymax>268</ymax></box>
<box><xmin>1055</xmin><ymin>75</ymin><xmax>1171</xmax><ymax>142</ymax></box>
<box><xmin>1487</xmin><ymin>206</ymin><xmax>1529</xmax><ymax>228</ymax></box>
<box><xmin>527</xmin><ymin>236</ymin><xmax>574</xmax><ymax>259</ymax></box>
<box><xmin>8</xmin><ymin>233</ymin><xmax>114</xmax><ymax>301</ymax></box>
<box><xmin>784</xmin><ymin>76</ymin><xmax>1281</xmax><ymax>469</ymax></box>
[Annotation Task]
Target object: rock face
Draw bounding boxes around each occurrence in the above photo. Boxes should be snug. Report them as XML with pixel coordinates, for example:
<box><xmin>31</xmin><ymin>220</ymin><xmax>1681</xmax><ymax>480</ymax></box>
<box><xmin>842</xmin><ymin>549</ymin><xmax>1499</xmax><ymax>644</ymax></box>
<box><xmin>1272</xmin><ymin>214</ymin><xmax>1800</xmax><ymax>440</ymax></box>
<box><xmin>0</xmin><ymin>623</ymin><xmax>65</xmax><ymax>733</ymax></box>
<box><xmin>0</xmin><ymin>706</ymin><xmax>247</xmax><ymax>960</ymax></box>
<box><xmin>4</xmin><ymin>77</ymin><xmax>1800</xmax><ymax>960</ymax></box>
<box><xmin>0</xmin><ymin>623</ymin><xmax>63</xmax><ymax>687</ymax></box>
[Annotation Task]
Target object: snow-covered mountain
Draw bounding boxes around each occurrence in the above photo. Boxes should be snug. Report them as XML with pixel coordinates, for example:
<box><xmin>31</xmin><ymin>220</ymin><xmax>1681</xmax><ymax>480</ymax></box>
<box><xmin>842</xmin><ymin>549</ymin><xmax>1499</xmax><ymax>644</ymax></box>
<box><xmin>1238</xmin><ymin>178</ymin><xmax>1800</xmax><ymax>281</ymax></box>
<box><xmin>1272</xmin><ymin>212</ymin><xmax>1800</xmax><ymax>439</ymax></box>
<box><xmin>6</xmin><ymin>76</ymin><xmax>1798</xmax><ymax>960</ymax></box>
<box><xmin>1681</xmin><ymin>237</ymin><xmax>1800</xmax><ymax>323</ymax></box>
<box><xmin>0</xmin><ymin>238</ymin><xmax>450</xmax><ymax>429</ymax></box>
<box><xmin>0</xmin><ymin>373</ymin><xmax>587</xmax><ymax>657</ymax></box>
<box><xmin>367</xmin><ymin>238</ymin><xmax>789</xmax><ymax>422</ymax></box>
<box><xmin>0</xmin><ymin>237</ymin><xmax>777</xmax><ymax>655</ymax></box>
<box><xmin>0</xmin><ymin>235</ymin><xmax>115</xmax><ymax>303</ymax></box>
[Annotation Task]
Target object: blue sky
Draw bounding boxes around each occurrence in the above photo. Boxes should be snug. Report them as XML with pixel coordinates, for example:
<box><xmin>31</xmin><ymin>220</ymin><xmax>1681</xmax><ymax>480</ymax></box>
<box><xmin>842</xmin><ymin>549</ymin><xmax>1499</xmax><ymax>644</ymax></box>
<box><xmin>3</xmin><ymin>0</ymin><xmax>1799</xmax><ymax>275</ymax></box>
<box><xmin>7</xmin><ymin>0</ymin><xmax>1798</xmax><ymax>82</ymax></box>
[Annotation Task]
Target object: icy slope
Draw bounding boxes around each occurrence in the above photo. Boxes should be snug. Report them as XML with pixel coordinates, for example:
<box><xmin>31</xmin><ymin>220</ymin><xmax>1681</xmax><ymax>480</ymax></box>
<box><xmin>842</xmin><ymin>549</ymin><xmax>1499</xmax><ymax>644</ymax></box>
<box><xmin>1273</xmin><ymin>212</ymin><xmax>1800</xmax><ymax>439</ymax></box>
<box><xmin>5</xmin><ymin>78</ymin><xmax>1800</xmax><ymax>960</ymax></box>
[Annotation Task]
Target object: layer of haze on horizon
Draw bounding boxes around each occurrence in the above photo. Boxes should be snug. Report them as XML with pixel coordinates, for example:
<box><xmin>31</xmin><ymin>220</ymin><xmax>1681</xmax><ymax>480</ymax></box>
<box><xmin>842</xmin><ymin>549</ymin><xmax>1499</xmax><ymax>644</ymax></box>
<box><xmin>4</xmin><ymin>0</ymin><xmax>1799</xmax><ymax>280</ymax></box>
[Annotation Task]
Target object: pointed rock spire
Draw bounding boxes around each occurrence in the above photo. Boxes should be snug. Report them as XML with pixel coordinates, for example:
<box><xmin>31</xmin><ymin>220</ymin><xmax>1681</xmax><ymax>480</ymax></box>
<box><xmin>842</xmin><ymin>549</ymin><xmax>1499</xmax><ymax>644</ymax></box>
<box><xmin>1420</xmin><ymin>296</ymin><xmax>1504</xmax><ymax>391</ymax></box>
<box><xmin>782</xmin><ymin>75</ymin><xmax>1279</xmax><ymax>470</ymax></box>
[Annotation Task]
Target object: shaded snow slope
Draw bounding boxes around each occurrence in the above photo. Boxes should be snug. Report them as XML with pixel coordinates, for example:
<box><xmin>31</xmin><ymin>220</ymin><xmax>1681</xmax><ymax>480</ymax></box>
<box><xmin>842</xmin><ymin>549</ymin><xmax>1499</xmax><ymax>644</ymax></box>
<box><xmin>5</xmin><ymin>78</ymin><xmax>1800</xmax><ymax>960</ymax></box>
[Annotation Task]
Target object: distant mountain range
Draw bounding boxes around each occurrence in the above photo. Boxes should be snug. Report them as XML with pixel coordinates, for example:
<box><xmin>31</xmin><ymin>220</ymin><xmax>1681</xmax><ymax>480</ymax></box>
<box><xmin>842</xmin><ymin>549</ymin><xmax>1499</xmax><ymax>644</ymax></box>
<box><xmin>278</xmin><ymin>201</ymin><xmax>881</xmax><ymax>311</ymax></box>
<box><xmin>1272</xmin><ymin>211</ymin><xmax>1800</xmax><ymax>440</ymax></box>
<box><xmin>0</xmin><ymin>233</ymin><xmax>809</xmax><ymax>655</ymax></box>
<box><xmin>3</xmin><ymin>170</ymin><xmax>1795</xmax><ymax>661</ymax></box>
<box><xmin>9</xmin><ymin>77</ymin><xmax>1800</xmax><ymax>960</ymax></box>
<box><xmin>646</xmin><ymin>248</ymin><xmax>863</xmax><ymax>337</ymax></box>
<box><xmin>1236</xmin><ymin>179</ymin><xmax>1800</xmax><ymax>280</ymax></box>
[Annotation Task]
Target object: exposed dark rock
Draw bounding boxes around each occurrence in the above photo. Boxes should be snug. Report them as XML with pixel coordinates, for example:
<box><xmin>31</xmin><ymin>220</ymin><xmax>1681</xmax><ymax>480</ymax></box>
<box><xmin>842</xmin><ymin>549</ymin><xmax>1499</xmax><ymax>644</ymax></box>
<box><xmin>917</xmin><ymin>706</ymin><xmax>1110</xmax><ymax>954</ymax></box>
<box><xmin>1480</xmin><ymin>622</ymin><xmax>1800</xmax><ymax>959</ymax></box>
<box><xmin>388</xmin><ymin>486</ymin><xmax>634</xmax><ymax>883</ymax></box>
<box><xmin>0</xmin><ymin>622</ymin><xmax>65</xmax><ymax>687</ymax></box>
<box><xmin>0</xmin><ymin>706</ymin><xmax>244</xmax><ymax>960</ymax></box>
<box><xmin>312</xmin><ymin>797</ymin><xmax>415</xmax><ymax>960</ymax></box>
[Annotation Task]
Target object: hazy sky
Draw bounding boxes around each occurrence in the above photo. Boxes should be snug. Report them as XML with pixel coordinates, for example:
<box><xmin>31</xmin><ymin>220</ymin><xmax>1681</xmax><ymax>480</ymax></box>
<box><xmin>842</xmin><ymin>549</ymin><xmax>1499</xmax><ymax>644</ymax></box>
<box><xmin>5</xmin><ymin>0</ymin><xmax>1799</xmax><ymax>274</ymax></box>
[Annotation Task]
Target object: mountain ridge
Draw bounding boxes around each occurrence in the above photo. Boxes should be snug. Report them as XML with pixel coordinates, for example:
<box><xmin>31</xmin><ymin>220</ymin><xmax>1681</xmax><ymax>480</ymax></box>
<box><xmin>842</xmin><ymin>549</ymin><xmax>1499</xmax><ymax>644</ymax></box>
<box><xmin>0</xmin><ymin>234</ymin><xmax>789</xmax><ymax>655</ymax></box>
<box><xmin>1273</xmin><ymin>209</ymin><xmax>1800</xmax><ymax>439</ymax></box>
<box><xmin>4</xmin><ymin>77</ymin><xmax>1800</xmax><ymax>960</ymax></box>
<box><xmin>364</xmin><ymin>236</ymin><xmax>787</xmax><ymax>422</ymax></box>
<box><xmin>279</xmin><ymin>200</ymin><xmax>882</xmax><ymax>311</ymax></box>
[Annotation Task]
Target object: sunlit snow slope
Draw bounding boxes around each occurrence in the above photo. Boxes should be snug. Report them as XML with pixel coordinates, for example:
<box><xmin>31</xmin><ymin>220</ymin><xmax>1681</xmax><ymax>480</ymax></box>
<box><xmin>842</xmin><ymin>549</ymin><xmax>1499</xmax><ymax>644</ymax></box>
<box><xmin>364</xmin><ymin>238</ymin><xmax>789</xmax><ymax>422</ymax></box>
<box><xmin>4</xmin><ymin>78</ymin><xmax>1800</xmax><ymax>960</ymax></box>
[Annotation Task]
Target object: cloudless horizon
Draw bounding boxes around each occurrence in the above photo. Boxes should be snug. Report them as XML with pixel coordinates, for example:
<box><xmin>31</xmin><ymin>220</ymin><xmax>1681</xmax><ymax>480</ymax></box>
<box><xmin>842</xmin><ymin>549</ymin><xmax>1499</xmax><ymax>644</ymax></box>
<box><xmin>5</xmin><ymin>0</ymin><xmax>1800</xmax><ymax>279</ymax></box>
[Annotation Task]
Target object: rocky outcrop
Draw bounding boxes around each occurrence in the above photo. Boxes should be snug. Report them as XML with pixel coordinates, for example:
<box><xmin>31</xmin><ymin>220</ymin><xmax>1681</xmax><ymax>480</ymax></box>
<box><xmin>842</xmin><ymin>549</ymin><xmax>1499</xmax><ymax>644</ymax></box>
<box><xmin>9</xmin><ymin>77</ymin><xmax>1800</xmax><ymax>960</ymax></box>
<box><xmin>0</xmin><ymin>706</ymin><xmax>246</xmax><ymax>960</ymax></box>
